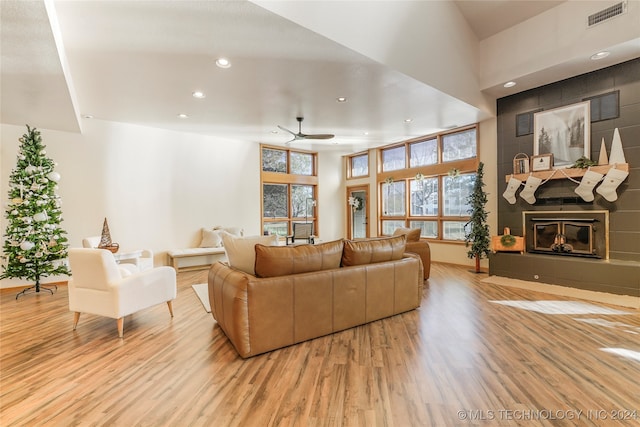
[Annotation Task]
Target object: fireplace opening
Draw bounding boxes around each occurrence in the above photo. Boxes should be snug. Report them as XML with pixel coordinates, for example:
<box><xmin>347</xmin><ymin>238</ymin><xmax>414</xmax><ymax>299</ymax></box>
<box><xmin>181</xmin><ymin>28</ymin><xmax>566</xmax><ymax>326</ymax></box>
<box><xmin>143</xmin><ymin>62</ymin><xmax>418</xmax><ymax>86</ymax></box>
<box><xmin>524</xmin><ymin>211</ymin><xmax>608</xmax><ymax>259</ymax></box>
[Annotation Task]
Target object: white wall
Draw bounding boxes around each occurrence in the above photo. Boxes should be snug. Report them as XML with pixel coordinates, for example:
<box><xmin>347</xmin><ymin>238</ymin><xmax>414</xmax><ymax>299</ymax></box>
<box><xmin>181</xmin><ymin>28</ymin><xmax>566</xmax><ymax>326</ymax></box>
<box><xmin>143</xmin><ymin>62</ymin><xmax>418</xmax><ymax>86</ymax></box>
<box><xmin>0</xmin><ymin>120</ymin><xmax>346</xmax><ymax>288</ymax></box>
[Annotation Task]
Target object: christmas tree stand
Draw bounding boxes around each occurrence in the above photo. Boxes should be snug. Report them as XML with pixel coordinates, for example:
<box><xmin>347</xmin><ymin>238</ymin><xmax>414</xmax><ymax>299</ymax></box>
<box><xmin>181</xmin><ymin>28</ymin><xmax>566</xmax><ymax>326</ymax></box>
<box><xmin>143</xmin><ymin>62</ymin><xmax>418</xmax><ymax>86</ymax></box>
<box><xmin>16</xmin><ymin>280</ymin><xmax>57</xmax><ymax>300</ymax></box>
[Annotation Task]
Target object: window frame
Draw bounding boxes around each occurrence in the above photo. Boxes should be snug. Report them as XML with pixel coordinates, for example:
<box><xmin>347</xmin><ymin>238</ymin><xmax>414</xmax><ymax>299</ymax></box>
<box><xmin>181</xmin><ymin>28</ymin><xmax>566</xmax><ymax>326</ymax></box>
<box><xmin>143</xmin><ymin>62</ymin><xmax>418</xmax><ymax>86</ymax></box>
<box><xmin>346</xmin><ymin>151</ymin><xmax>369</xmax><ymax>179</ymax></box>
<box><xmin>260</xmin><ymin>144</ymin><xmax>319</xmax><ymax>238</ymax></box>
<box><xmin>376</xmin><ymin>125</ymin><xmax>479</xmax><ymax>242</ymax></box>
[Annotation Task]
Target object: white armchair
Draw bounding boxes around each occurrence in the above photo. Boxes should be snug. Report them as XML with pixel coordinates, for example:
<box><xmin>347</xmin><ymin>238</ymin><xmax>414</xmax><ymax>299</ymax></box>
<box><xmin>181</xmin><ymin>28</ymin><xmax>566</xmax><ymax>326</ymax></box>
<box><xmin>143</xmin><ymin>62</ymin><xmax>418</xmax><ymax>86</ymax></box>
<box><xmin>68</xmin><ymin>248</ymin><xmax>177</xmax><ymax>338</ymax></box>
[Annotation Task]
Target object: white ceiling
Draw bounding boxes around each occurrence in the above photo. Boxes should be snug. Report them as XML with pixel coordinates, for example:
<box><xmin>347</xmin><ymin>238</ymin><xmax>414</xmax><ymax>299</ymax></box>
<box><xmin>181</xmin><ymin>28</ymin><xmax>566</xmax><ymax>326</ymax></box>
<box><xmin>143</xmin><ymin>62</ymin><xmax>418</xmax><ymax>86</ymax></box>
<box><xmin>1</xmin><ymin>0</ymin><xmax>638</xmax><ymax>152</ymax></box>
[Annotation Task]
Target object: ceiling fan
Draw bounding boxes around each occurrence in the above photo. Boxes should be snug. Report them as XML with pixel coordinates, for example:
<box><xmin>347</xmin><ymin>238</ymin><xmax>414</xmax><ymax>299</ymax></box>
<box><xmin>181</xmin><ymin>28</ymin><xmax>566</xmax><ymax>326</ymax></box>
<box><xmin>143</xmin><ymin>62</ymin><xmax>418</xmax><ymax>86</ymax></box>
<box><xmin>278</xmin><ymin>117</ymin><xmax>335</xmax><ymax>143</ymax></box>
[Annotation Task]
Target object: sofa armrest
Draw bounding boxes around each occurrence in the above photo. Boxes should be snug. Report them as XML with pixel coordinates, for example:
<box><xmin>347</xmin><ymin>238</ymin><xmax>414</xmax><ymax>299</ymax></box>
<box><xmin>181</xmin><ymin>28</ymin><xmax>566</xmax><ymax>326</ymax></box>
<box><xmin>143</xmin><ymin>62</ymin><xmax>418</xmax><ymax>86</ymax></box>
<box><xmin>208</xmin><ymin>262</ymin><xmax>251</xmax><ymax>356</ymax></box>
<box><xmin>405</xmin><ymin>240</ymin><xmax>431</xmax><ymax>280</ymax></box>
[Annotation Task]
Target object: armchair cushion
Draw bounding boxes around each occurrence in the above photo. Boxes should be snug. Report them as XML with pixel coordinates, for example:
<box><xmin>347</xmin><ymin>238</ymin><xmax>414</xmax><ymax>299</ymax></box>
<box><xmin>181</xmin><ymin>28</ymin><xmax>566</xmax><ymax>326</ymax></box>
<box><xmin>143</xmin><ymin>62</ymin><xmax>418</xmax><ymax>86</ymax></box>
<box><xmin>221</xmin><ymin>233</ymin><xmax>278</xmax><ymax>275</ymax></box>
<box><xmin>254</xmin><ymin>239</ymin><xmax>344</xmax><ymax>278</ymax></box>
<box><xmin>342</xmin><ymin>235</ymin><xmax>406</xmax><ymax>267</ymax></box>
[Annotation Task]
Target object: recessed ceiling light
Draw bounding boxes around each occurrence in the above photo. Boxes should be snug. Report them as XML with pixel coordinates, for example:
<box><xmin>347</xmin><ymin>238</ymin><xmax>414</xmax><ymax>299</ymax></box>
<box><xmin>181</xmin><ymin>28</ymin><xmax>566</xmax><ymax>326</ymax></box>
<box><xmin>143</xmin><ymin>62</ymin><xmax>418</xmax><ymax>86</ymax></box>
<box><xmin>177</xmin><ymin>113</ymin><xmax>188</xmax><ymax>119</ymax></box>
<box><xmin>216</xmin><ymin>58</ymin><xmax>231</xmax><ymax>68</ymax></box>
<box><xmin>504</xmin><ymin>81</ymin><xmax>516</xmax><ymax>88</ymax></box>
<box><xmin>363</xmin><ymin>131</ymin><xmax>369</xmax><ymax>136</ymax></box>
<box><xmin>336</xmin><ymin>97</ymin><xmax>347</xmax><ymax>103</ymax></box>
<box><xmin>590</xmin><ymin>51</ymin><xmax>610</xmax><ymax>60</ymax></box>
<box><xmin>404</xmin><ymin>118</ymin><xmax>412</xmax><ymax>123</ymax></box>
<box><xmin>192</xmin><ymin>91</ymin><xmax>206</xmax><ymax>99</ymax></box>
<box><xmin>82</xmin><ymin>114</ymin><xmax>93</xmax><ymax>119</ymax></box>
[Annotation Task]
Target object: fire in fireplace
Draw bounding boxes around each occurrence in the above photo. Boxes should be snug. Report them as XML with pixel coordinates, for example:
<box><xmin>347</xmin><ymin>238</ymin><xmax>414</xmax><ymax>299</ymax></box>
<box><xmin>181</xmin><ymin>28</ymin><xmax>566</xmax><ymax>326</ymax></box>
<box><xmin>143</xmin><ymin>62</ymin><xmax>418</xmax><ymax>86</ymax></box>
<box><xmin>523</xmin><ymin>211</ymin><xmax>609</xmax><ymax>259</ymax></box>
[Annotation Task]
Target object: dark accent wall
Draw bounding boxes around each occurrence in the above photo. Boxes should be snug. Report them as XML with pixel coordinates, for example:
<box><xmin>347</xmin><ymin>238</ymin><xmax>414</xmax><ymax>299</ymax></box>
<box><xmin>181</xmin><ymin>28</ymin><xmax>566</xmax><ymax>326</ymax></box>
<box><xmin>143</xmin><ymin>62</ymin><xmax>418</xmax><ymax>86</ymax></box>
<box><xmin>492</xmin><ymin>58</ymin><xmax>640</xmax><ymax>296</ymax></box>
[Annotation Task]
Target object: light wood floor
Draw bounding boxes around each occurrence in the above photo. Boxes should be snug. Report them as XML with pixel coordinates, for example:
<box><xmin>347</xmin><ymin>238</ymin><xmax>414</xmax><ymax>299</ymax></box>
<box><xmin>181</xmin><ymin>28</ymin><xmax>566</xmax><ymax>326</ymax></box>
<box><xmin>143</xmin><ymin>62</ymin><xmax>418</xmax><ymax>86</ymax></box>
<box><xmin>2</xmin><ymin>263</ymin><xmax>639</xmax><ymax>426</ymax></box>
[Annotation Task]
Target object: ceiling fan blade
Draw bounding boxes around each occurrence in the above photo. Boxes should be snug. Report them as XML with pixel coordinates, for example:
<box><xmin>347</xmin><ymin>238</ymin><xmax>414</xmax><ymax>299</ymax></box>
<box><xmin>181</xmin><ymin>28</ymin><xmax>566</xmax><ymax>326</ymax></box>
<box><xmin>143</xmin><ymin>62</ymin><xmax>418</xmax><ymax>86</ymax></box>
<box><xmin>302</xmin><ymin>134</ymin><xmax>335</xmax><ymax>140</ymax></box>
<box><xmin>277</xmin><ymin>125</ymin><xmax>297</xmax><ymax>137</ymax></box>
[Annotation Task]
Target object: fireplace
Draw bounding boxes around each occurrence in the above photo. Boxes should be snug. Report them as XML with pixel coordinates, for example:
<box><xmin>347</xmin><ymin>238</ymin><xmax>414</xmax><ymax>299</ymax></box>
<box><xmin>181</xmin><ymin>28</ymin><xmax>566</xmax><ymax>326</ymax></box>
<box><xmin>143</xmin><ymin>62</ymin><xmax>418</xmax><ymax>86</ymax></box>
<box><xmin>523</xmin><ymin>211</ymin><xmax>609</xmax><ymax>259</ymax></box>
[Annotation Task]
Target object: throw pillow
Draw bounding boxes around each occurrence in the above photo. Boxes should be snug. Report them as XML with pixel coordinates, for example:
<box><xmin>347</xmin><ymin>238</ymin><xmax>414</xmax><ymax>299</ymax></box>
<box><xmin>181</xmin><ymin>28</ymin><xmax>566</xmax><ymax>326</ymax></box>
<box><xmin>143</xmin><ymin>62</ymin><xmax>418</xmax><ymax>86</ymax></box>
<box><xmin>213</xmin><ymin>226</ymin><xmax>243</xmax><ymax>237</ymax></box>
<box><xmin>199</xmin><ymin>228</ymin><xmax>223</xmax><ymax>248</ymax></box>
<box><xmin>342</xmin><ymin>235</ymin><xmax>406</xmax><ymax>267</ymax></box>
<box><xmin>221</xmin><ymin>232</ymin><xmax>278</xmax><ymax>275</ymax></box>
<box><xmin>392</xmin><ymin>227</ymin><xmax>421</xmax><ymax>242</ymax></box>
<box><xmin>254</xmin><ymin>239</ymin><xmax>344</xmax><ymax>278</ymax></box>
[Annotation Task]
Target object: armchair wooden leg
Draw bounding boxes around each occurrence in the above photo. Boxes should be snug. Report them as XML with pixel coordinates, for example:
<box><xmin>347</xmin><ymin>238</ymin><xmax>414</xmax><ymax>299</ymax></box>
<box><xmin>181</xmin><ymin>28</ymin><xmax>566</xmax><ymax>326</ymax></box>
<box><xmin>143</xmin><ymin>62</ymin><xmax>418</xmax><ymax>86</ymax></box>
<box><xmin>167</xmin><ymin>301</ymin><xmax>174</xmax><ymax>317</ymax></box>
<box><xmin>117</xmin><ymin>317</ymin><xmax>124</xmax><ymax>338</ymax></box>
<box><xmin>73</xmin><ymin>312</ymin><xmax>81</xmax><ymax>330</ymax></box>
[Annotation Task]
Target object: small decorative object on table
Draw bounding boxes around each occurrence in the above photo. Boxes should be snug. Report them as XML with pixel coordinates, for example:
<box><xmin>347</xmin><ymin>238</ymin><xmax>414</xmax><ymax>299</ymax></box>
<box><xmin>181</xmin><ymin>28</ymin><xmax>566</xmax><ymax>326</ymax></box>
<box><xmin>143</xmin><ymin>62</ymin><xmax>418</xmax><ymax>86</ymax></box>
<box><xmin>98</xmin><ymin>217</ymin><xmax>119</xmax><ymax>253</ymax></box>
<box><xmin>491</xmin><ymin>227</ymin><xmax>524</xmax><ymax>254</ymax></box>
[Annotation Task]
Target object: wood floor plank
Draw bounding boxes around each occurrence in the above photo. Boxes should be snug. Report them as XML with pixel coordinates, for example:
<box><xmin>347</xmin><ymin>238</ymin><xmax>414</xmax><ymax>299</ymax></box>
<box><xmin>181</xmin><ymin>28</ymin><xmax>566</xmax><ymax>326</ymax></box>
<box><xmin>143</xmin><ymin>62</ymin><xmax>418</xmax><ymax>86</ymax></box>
<box><xmin>2</xmin><ymin>263</ymin><xmax>639</xmax><ymax>426</ymax></box>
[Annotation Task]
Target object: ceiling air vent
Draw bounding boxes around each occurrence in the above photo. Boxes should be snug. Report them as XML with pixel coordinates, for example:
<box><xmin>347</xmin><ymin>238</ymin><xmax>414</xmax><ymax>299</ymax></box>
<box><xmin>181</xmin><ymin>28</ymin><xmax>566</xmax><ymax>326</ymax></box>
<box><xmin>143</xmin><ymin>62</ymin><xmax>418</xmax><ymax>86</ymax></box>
<box><xmin>588</xmin><ymin>1</ymin><xmax>627</xmax><ymax>26</ymax></box>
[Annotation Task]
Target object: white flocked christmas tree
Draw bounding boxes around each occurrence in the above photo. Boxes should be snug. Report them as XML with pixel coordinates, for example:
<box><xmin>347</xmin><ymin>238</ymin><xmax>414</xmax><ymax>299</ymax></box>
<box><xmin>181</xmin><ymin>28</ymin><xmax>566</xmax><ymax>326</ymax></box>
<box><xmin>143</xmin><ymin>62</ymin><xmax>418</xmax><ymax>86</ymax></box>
<box><xmin>2</xmin><ymin>125</ymin><xmax>70</xmax><ymax>297</ymax></box>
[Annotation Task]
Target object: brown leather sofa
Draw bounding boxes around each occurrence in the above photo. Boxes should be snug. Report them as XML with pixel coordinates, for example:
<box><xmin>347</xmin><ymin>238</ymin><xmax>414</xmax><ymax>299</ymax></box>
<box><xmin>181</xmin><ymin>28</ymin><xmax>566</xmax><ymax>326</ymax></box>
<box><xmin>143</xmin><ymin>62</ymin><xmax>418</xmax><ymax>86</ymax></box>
<box><xmin>208</xmin><ymin>236</ymin><xmax>423</xmax><ymax>358</ymax></box>
<box><xmin>392</xmin><ymin>227</ymin><xmax>431</xmax><ymax>279</ymax></box>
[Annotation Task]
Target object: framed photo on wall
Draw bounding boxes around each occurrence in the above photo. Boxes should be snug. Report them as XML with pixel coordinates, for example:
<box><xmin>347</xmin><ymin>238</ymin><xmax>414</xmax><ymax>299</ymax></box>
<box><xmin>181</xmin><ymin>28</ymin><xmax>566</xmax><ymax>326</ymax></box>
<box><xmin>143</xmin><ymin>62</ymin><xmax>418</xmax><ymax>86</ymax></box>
<box><xmin>533</xmin><ymin>101</ymin><xmax>590</xmax><ymax>169</ymax></box>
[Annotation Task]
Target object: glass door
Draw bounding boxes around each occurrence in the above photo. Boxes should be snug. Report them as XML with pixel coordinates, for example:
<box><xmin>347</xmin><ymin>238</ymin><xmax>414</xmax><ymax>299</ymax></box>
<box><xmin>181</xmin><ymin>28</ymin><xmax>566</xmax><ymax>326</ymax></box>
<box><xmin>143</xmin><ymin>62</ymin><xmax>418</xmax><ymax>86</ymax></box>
<box><xmin>347</xmin><ymin>186</ymin><xmax>368</xmax><ymax>239</ymax></box>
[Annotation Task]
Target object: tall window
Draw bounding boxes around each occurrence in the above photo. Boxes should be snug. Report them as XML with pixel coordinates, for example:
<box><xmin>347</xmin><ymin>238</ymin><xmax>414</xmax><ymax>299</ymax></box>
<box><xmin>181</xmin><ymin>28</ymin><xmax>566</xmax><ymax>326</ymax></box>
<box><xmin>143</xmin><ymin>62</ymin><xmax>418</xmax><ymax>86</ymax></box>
<box><xmin>261</xmin><ymin>145</ymin><xmax>318</xmax><ymax>238</ymax></box>
<box><xmin>378</xmin><ymin>126</ymin><xmax>478</xmax><ymax>241</ymax></box>
<box><xmin>347</xmin><ymin>152</ymin><xmax>369</xmax><ymax>178</ymax></box>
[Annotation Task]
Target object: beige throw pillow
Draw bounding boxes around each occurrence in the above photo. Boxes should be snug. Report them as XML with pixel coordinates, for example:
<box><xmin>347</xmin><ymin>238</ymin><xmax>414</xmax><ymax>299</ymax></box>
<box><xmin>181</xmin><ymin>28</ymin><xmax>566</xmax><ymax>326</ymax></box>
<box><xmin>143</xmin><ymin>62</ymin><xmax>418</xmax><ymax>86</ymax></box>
<box><xmin>221</xmin><ymin>232</ymin><xmax>278</xmax><ymax>275</ymax></box>
<box><xmin>199</xmin><ymin>228</ymin><xmax>224</xmax><ymax>248</ymax></box>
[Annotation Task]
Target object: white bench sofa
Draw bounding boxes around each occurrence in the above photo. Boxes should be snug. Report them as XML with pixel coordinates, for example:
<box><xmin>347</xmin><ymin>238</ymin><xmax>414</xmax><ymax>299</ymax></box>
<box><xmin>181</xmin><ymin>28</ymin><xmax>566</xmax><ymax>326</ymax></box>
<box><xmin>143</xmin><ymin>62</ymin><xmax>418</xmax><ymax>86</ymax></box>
<box><xmin>167</xmin><ymin>226</ymin><xmax>242</xmax><ymax>273</ymax></box>
<box><xmin>167</xmin><ymin>247</ymin><xmax>226</xmax><ymax>273</ymax></box>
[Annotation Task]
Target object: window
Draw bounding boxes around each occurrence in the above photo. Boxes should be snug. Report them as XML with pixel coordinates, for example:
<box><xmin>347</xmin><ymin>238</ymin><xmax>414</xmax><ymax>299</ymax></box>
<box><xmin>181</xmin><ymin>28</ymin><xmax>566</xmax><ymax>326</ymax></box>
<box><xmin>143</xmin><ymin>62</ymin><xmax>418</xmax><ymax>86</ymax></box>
<box><xmin>262</xmin><ymin>148</ymin><xmax>287</xmax><ymax>172</ymax></box>
<box><xmin>381</xmin><ymin>145</ymin><xmax>406</xmax><ymax>171</ymax></box>
<box><xmin>410</xmin><ymin>177</ymin><xmax>438</xmax><ymax>216</ymax></box>
<box><xmin>409</xmin><ymin>139</ymin><xmax>437</xmax><ymax>167</ymax></box>
<box><xmin>381</xmin><ymin>180</ymin><xmax>405</xmax><ymax>216</ymax></box>
<box><xmin>443</xmin><ymin>173</ymin><xmax>475</xmax><ymax>216</ymax></box>
<box><xmin>348</xmin><ymin>152</ymin><xmax>368</xmax><ymax>178</ymax></box>
<box><xmin>261</xmin><ymin>146</ymin><xmax>318</xmax><ymax>238</ymax></box>
<box><xmin>263</xmin><ymin>184</ymin><xmax>288</xmax><ymax>218</ymax></box>
<box><xmin>377</xmin><ymin>126</ymin><xmax>478</xmax><ymax>241</ymax></box>
<box><xmin>290</xmin><ymin>152</ymin><xmax>313</xmax><ymax>175</ymax></box>
<box><xmin>442</xmin><ymin>128</ymin><xmax>476</xmax><ymax>162</ymax></box>
<box><xmin>291</xmin><ymin>185</ymin><xmax>314</xmax><ymax>217</ymax></box>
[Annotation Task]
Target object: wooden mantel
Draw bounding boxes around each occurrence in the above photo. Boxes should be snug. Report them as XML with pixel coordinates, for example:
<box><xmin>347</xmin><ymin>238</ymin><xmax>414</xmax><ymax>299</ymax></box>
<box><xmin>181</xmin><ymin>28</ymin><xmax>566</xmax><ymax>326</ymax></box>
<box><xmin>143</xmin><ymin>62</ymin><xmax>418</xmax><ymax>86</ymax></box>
<box><xmin>505</xmin><ymin>163</ymin><xmax>629</xmax><ymax>182</ymax></box>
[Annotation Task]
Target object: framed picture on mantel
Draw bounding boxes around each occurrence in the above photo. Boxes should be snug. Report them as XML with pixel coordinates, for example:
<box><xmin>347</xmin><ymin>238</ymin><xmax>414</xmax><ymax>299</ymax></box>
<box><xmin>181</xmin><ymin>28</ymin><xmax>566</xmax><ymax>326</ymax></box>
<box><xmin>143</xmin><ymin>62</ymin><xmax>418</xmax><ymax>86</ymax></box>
<box><xmin>533</xmin><ymin>101</ymin><xmax>590</xmax><ymax>169</ymax></box>
<box><xmin>531</xmin><ymin>154</ymin><xmax>553</xmax><ymax>171</ymax></box>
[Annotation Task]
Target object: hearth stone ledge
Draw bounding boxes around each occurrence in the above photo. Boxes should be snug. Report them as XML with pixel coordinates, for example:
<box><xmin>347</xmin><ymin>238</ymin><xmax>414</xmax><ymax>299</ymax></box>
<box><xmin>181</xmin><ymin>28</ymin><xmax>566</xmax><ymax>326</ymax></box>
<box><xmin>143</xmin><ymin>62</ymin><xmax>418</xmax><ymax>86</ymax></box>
<box><xmin>489</xmin><ymin>253</ymin><xmax>640</xmax><ymax>297</ymax></box>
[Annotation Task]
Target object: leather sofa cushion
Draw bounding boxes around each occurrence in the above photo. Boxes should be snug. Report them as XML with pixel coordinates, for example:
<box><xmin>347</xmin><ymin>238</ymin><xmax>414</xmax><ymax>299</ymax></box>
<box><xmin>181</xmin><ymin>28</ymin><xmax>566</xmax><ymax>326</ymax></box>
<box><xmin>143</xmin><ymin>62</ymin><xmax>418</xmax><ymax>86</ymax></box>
<box><xmin>392</xmin><ymin>227</ymin><xmax>421</xmax><ymax>242</ymax></box>
<box><xmin>254</xmin><ymin>239</ymin><xmax>344</xmax><ymax>278</ymax></box>
<box><xmin>342</xmin><ymin>235</ymin><xmax>406</xmax><ymax>266</ymax></box>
